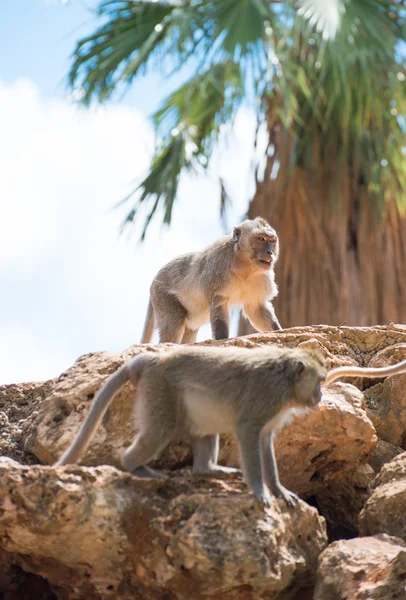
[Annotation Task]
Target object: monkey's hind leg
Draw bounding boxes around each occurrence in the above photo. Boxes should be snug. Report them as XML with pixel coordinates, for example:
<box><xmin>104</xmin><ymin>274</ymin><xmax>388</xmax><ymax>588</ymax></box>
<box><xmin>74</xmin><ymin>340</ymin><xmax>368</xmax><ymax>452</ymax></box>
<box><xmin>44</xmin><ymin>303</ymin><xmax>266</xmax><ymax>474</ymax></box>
<box><xmin>122</xmin><ymin>429</ymin><xmax>171</xmax><ymax>479</ymax></box>
<box><xmin>182</xmin><ymin>328</ymin><xmax>198</xmax><ymax>344</ymax></box>
<box><xmin>192</xmin><ymin>435</ymin><xmax>241</xmax><ymax>477</ymax></box>
<box><xmin>154</xmin><ymin>293</ymin><xmax>188</xmax><ymax>343</ymax></box>
<box><xmin>122</xmin><ymin>386</ymin><xmax>176</xmax><ymax>478</ymax></box>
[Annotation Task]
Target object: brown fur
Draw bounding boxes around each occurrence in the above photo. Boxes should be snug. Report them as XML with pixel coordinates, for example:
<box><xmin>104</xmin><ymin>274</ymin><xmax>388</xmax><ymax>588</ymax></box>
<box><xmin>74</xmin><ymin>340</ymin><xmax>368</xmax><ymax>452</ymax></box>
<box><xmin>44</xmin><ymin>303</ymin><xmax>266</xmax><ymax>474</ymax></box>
<box><xmin>141</xmin><ymin>217</ymin><xmax>282</xmax><ymax>344</ymax></box>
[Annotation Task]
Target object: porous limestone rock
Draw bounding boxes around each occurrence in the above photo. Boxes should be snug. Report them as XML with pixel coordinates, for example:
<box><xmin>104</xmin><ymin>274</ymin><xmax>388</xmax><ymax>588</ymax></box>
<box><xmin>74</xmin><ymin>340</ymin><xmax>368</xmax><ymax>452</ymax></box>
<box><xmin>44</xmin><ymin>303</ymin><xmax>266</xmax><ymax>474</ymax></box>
<box><xmin>3</xmin><ymin>325</ymin><xmax>406</xmax><ymax>599</ymax></box>
<box><xmin>0</xmin><ymin>380</ymin><xmax>52</xmax><ymax>464</ymax></box>
<box><xmin>314</xmin><ymin>534</ymin><xmax>406</xmax><ymax>600</ymax></box>
<box><xmin>0</xmin><ymin>459</ymin><xmax>327</xmax><ymax>600</ymax></box>
<box><xmin>364</xmin><ymin>375</ymin><xmax>406</xmax><ymax>449</ymax></box>
<box><xmin>359</xmin><ymin>452</ymin><xmax>406</xmax><ymax>542</ymax></box>
<box><xmin>315</xmin><ymin>463</ymin><xmax>375</xmax><ymax>536</ymax></box>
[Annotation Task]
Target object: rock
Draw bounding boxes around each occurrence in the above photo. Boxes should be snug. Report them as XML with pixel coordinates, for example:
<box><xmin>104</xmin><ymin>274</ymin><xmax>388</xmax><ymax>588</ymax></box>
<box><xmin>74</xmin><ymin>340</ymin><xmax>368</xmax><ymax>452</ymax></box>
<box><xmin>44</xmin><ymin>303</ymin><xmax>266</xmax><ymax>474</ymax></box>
<box><xmin>359</xmin><ymin>452</ymin><xmax>406</xmax><ymax>542</ymax></box>
<box><xmin>314</xmin><ymin>534</ymin><xmax>406</xmax><ymax>600</ymax></box>
<box><xmin>0</xmin><ymin>461</ymin><xmax>327</xmax><ymax>600</ymax></box>
<box><xmin>364</xmin><ymin>375</ymin><xmax>406</xmax><ymax>448</ymax></box>
<box><xmin>273</xmin><ymin>383</ymin><xmax>377</xmax><ymax>498</ymax></box>
<box><xmin>0</xmin><ymin>380</ymin><xmax>52</xmax><ymax>465</ymax></box>
<box><xmin>25</xmin><ymin>348</ymin><xmax>170</xmax><ymax>469</ymax></box>
<box><xmin>4</xmin><ymin>325</ymin><xmax>406</xmax><ymax>598</ymax></box>
<box><xmin>368</xmin><ymin>439</ymin><xmax>403</xmax><ymax>474</ymax></box>
<box><xmin>0</xmin><ymin>550</ymin><xmax>55</xmax><ymax>600</ymax></box>
<box><xmin>204</xmin><ymin>324</ymin><xmax>406</xmax><ymax>376</ymax></box>
<box><xmin>315</xmin><ymin>464</ymin><xmax>375</xmax><ymax>537</ymax></box>
<box><xmin>367</xmin><ymin>343</ymin><xmax>406</xmax><ymax>368</ymax></box>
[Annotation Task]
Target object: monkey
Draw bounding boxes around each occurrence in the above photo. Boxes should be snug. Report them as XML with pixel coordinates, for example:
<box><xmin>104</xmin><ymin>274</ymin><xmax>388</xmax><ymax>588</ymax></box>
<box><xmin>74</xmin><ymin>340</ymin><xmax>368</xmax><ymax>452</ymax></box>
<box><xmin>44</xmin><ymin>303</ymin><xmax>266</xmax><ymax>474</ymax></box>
<box><xmin>323</xmin><ymin>358</ymin><xmax>406</xmax><ymax>387</ymax></box>
<box><xmin>55</xmin><ymin>346</ymin><xmax>326</xmax><ymax>507</ymax></box>
<box><xmin>140</xmin><ymin>217</ymin><xmax>282</xmax><ymax>344</ymax></box>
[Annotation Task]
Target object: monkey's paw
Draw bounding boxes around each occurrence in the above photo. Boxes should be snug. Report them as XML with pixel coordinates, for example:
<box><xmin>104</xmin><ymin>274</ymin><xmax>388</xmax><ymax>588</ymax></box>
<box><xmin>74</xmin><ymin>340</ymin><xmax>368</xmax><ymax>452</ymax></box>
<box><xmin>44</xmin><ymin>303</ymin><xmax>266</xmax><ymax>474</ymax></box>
<box><xmin>254</xmin><ymin>487</ymin><xmax>274</xmax><ymax>507</ymax></box>
<box><xmin>193</xmin><ymin>465</ymin><xmax>242</xmax><ymax>478</ymax></box>
<box><xmin>275</xmin><ymin>486</ymin><xmax>299</xmax><ymax>508</ymax></box>
<box><xmin>132</xmin><ymin>466</ymin><xmax>168</xmax><ymax>479</ymax></box>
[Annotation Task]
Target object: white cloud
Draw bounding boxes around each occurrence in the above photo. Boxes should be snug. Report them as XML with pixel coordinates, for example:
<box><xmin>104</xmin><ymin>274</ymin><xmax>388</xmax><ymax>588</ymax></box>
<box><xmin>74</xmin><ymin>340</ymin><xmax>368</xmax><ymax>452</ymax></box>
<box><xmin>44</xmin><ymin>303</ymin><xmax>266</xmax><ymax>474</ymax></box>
<box><xmin>0</xmin><ymin>78</ymin><xmax>255</xmax><ymax>384</ymax></box>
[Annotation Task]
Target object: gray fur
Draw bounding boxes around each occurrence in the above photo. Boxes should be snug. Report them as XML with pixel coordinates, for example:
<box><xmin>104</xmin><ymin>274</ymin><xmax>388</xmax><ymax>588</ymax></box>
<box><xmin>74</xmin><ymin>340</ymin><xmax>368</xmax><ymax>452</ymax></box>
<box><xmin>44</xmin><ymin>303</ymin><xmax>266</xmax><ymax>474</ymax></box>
<box><xmin>140</xmin><ymin>217</ymin><xmax>282</xmax><ymax>344</ymax></box>
<box><xmin>56</xmin><ymin>345</ymin><xmax>326</xmax><ymax>507</ymax></box>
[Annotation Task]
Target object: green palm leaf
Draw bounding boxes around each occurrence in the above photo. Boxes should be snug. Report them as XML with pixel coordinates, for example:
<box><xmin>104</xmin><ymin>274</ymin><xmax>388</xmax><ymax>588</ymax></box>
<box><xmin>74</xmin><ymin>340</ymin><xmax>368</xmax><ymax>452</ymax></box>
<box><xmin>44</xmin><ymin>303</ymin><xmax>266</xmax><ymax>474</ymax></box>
<box><xmin>69</xmin><ymin>0</ymin><xmax>406</xmax><ymax>239</ymax></box>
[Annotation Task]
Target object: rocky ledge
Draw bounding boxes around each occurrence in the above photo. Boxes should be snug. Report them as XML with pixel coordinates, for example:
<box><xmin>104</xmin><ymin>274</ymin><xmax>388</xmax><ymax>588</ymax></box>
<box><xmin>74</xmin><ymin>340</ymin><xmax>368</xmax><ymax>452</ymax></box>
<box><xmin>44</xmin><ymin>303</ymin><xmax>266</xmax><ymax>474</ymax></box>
<box><xmin>1</xmin><ymin>325</ymin><xmax>406</xmax><ymax>599</ymax></box>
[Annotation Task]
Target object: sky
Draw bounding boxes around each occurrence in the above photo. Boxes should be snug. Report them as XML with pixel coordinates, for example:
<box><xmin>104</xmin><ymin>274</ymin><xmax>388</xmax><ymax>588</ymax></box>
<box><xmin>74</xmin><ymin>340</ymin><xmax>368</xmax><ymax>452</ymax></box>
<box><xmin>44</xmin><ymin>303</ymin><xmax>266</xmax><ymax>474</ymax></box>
<box><xmin>0</xmin><ymin>0</ymin><xmax>255</xmax><ymax>384</ymax></box>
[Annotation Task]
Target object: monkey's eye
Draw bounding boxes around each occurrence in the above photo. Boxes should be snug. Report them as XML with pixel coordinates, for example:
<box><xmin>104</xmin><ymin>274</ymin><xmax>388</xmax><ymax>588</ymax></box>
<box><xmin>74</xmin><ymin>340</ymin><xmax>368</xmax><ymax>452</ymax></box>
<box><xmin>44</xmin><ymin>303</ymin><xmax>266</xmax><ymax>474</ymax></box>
<box><xmin>258</xmin><ymin>236</ymin><xmax>265</xmax><ymax>241</ymax></box>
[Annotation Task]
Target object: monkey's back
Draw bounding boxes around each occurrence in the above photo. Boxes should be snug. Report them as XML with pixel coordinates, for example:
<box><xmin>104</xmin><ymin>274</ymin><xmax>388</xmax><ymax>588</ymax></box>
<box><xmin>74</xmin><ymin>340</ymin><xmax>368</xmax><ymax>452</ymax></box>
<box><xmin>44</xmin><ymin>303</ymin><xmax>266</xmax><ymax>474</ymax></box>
<box><xmin>151</xmin><ymin>346</ymin><xmax>297</xmax><ymax>426</ymax></box>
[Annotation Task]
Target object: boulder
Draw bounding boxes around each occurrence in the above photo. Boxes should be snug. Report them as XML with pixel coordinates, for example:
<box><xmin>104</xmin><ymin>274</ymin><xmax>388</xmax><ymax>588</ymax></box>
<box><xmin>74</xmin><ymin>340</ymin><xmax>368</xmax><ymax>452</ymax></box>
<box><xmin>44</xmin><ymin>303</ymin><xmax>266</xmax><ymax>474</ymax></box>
<box><xmin>359</xmin><ymin>452</ymin><xmax>406</xmax><ymax>542</ymax></box>
<box><xmin>315</xmin><ymin>463</ymin><xmax>375</xmax><ymax>536</ymax></box>
<box><xmin>364</xmin><ymin>376</ymin><xmax>406</xmax><ymax>449</ymax></box>
<box><xmin>0</xmin><ymin>380</ymin><xmax>52</xmax><ymax>465</ymax></box>
<box><xmin>314</xmin><ymin>534</ymin><xmax>406</xmax><ymax>600</ymax></box>
<box><xmin>0</xmin><ymin>459</ymin><xmax>327</xmax><ymax>600</ymax></box>
<box><xmin>3</xmin><ymin>325</ymin><xmax>406</xmax><ymax>599</ymax></box>
<box><xmin>367</xmin><ymin>439</ymin><xmax>403</xmax><ymax>474</ymax></box>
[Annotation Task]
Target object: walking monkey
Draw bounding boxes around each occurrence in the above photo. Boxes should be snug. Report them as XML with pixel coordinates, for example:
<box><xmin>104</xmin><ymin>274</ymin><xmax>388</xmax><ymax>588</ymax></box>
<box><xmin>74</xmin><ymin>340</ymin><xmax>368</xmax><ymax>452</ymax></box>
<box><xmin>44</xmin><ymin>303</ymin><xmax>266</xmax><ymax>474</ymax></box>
<box><xmin>141</xmin><ymin>217</ymin><xmax>282</xmax><ymax>344</ymax></box>
<box><xmin>56</xmin><ymin>346</ymin><xmax>326</xmax><ymax>507</ymax></box>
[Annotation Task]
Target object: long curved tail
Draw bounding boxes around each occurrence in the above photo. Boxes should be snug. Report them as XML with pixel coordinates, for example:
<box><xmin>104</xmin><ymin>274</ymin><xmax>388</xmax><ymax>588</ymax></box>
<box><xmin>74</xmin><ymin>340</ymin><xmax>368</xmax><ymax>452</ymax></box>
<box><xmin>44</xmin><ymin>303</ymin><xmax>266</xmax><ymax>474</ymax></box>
<box><xmin>324</xmin><ymin>358</ymin><xmax>406</xmax><ymax>387</ymax></box>
<box><xmin>55</xmin><ymin>364</ymin><xmax>130</xmax><ymax>465</ymax></box>
<box><xmin>141</xmin><ymin>298</ymin><xmax>155</xmax><ymax>343</ymax></box>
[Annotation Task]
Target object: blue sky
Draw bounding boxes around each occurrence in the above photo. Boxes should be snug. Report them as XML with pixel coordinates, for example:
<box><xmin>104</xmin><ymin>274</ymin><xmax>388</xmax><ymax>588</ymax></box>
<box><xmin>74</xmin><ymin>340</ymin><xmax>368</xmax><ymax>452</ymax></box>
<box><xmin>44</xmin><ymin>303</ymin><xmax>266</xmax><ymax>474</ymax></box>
<box><xmin>0</xmin><ymin>0</ymin><xmax>253</xmax><ymax>384</ymax></box>
<box><xmin>0</xmin><ymin>0</ymin><xmax>192</xmax><ymax>112</ymax></box>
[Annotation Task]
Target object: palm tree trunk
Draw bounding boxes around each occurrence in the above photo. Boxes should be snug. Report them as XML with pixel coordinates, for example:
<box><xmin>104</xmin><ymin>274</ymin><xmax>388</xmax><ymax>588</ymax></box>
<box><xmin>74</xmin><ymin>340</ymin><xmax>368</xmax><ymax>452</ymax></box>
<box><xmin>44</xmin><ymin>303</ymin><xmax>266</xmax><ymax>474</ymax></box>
<box><xmin>239</xmin><ymin>126</ymin><xmax>406</xmax><ymax>333</ymax></box>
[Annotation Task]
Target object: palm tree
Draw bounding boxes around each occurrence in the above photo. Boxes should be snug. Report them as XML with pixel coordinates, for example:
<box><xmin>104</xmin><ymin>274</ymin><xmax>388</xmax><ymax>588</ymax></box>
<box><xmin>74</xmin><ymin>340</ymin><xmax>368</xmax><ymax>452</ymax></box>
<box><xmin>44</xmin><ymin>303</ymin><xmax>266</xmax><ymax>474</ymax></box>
<box><xmin>68</xmin><ymin>0</ymin><xmax>406</xmax><ymax>328</ymax></box>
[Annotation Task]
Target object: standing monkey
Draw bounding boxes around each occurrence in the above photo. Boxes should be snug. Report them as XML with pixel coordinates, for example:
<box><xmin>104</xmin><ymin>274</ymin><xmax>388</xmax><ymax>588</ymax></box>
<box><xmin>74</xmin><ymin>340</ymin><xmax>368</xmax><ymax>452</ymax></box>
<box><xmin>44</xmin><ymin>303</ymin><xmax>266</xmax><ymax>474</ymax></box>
<box><xmin>56</xmin><ymin>346</ymin><xmax>326</xmax><ymax>507</ymax></box>
<box><xmin>141</xmin><ymin>217</ymin><xmax>282</xmax><ymax>344</ymax></box>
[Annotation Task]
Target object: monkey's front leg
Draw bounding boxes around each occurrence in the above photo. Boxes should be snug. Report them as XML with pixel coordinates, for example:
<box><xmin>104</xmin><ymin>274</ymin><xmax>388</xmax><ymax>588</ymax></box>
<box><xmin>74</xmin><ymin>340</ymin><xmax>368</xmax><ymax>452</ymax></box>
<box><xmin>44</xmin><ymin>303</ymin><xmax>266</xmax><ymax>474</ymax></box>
<box><xmin>244</xmin><ymin>302</ymin><xmax>282</xmax><ymax>332</ymax></box>
<box><xmin>261</xmin><ymin>432</ymin><xmax>299</xmax><ymax>507</ymax></box>
<box><xmin>209</xmin><ymin>299</ymin><xmax>230</xmax><ymax>340</ymax></box>
<box><xmin>236</xmin><ymin>423</ymin><xmax>273</xmax><ymax>506</ymax></box>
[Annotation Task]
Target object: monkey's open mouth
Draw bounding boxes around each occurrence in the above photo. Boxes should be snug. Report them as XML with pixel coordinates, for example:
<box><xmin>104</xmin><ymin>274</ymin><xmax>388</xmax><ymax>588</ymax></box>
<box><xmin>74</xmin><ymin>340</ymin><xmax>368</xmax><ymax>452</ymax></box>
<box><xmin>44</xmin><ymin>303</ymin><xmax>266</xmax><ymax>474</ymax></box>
<box><xmin>259</xmin><ymin>259</ymin><xmax>272</xmax><ymax>266</ymax></box>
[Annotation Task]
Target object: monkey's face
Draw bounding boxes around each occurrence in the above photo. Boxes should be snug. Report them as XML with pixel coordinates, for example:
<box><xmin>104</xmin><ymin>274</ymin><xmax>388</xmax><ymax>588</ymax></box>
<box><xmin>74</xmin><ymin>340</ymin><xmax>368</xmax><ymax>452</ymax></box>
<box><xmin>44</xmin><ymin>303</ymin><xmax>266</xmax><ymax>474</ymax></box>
<box><xmin>293</xmin><ymin>363</ymin><xmax>327</xmax><ymax>408</ymax></box>
<box><xmin>249</xmin><ymin>229</ymin><xmax>279</xmax><ymax>270</ymax></box>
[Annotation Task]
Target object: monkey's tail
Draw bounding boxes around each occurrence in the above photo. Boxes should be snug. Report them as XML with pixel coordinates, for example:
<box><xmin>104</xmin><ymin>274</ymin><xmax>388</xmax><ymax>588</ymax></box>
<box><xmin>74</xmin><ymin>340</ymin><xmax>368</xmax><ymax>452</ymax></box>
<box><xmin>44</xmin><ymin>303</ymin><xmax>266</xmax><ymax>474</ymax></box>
<box><xmin>55</xmin><ymin>365</ymin><xmax>130</xmax><ymax>466</ymax></box>
<box><xmin>324</xmin><ymin>358</ymin><xmax>406</xmax><ymax>387</ymax></box>
<box><xmin>141</xmin><ymin>298</ymin><xmax>155</xmax><ymax>343</ymax></box>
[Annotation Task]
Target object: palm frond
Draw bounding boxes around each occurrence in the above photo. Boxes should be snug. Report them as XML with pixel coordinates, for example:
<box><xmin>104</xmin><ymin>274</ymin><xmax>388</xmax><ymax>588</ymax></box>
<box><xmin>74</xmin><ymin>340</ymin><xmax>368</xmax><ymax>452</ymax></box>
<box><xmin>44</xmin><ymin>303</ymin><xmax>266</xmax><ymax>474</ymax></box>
<box><xmin>69</xmin><ymin>0</ymin><xmax>406</xmax><ymax>239</ymax></box>
<box><xmin>69</xmin><ymin>0</ymin><xmax>203</xmax><ymax>104</ymax></box>
<box><xmin>120</xmin><ymin>60</ymin><xmax>244</xmax><ymax>237</ymax></box>
<box><xmin>294</xmin><ymin>0</ymin><xmax>345</xmax><ymax>40</ymax></box>
<box><xmin>120</xmin><ymin>128</ymin><xmax>193</xmax><ymax>240</ymax></box>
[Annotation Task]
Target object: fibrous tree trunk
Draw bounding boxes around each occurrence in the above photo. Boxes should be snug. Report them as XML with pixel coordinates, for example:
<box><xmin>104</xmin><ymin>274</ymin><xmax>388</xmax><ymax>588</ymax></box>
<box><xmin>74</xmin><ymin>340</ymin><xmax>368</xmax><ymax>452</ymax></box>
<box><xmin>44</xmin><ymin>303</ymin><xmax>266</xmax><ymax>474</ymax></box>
<box><xmin>239</xmin><ymin>122</ymin><xmax>406</xmax><ymax>335</ymax></box>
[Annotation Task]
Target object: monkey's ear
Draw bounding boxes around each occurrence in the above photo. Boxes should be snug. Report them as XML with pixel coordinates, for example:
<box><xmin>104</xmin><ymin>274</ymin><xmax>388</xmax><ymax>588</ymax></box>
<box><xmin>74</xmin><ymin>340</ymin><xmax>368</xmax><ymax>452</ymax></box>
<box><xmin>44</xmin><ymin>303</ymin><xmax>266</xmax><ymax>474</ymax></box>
<box><xmin>233</xmin><ymin>227</ymin><xmax>241</xmax><ymax>242</ymax></box>
<box><xmin>291</xmin><ymin>360</ymin><xmax>306</xmax><ymax>383</ymax></box>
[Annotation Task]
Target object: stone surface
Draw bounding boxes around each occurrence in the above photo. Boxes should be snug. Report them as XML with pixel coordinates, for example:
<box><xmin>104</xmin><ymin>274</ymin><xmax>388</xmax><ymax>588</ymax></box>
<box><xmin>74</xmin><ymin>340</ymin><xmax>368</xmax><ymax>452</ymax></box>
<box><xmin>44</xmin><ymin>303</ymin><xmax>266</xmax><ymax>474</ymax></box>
<box><xmin>367</xmin><ymin>439</ymin><xmax>404</xmax><ymax>474</ymax></box>
<box><xmin>364</xmin><ymin>375</ymin><xmax>406</xmax><ymax>449</ymax></box>
<box><xmin>359</xmin><ymin>452</ymin><xmax>406</xmax><ymax>542</ymax></box>
<box><xmin>0</xmin><ymin>459</ymin><xmax>327</xmax><ymax>600</ymax></box>
<box><xmin>4</xmin><ymin>325</ymin><xmax>406</xmax><ymax>599</ymax></box>
<box><xmin>314</xmin><ymin>534</ymin><xmax>406</xmax><ymax>600</ymax></box>
<box><xmin>315</xmin><ymin>464</ymin><xmax>375</xmax><ymax>536</ymax></box>
<box><xmin>0</xmin><ymin>380</ymin><xmax>52</xmax><ymax>464</ymax></box>
<box><xmin>274</xmin><ymin>383</ymin><xmax>376</xmax><ymax>498</ymax></box>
